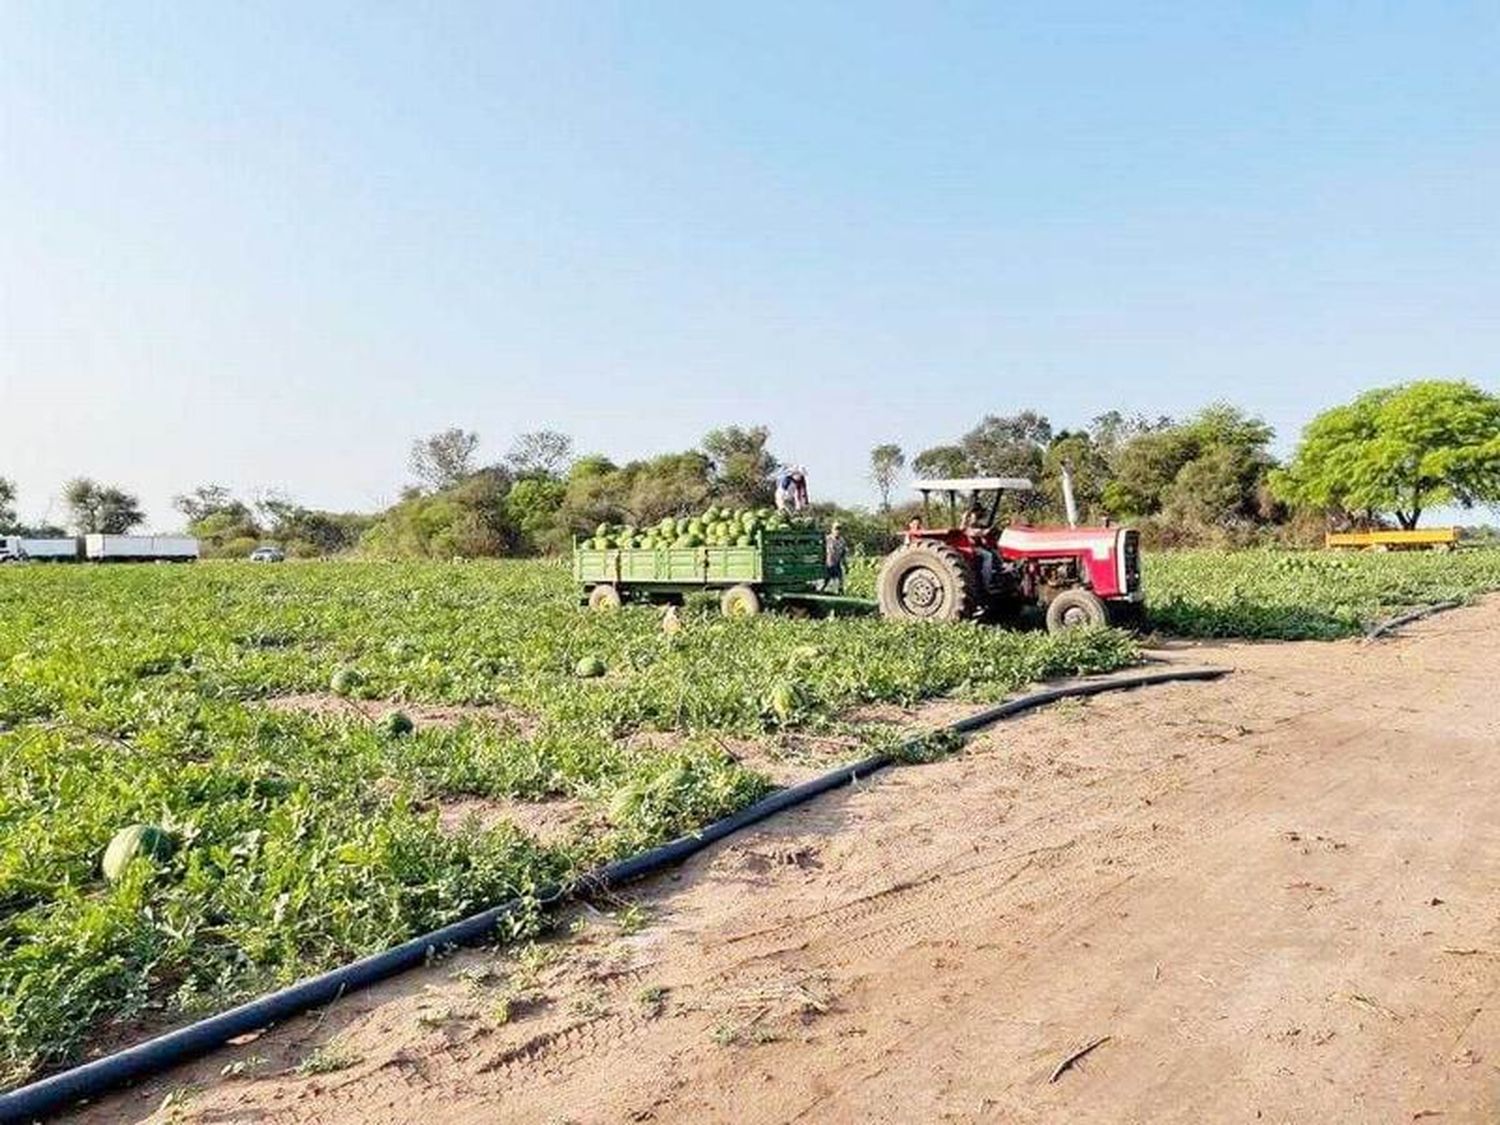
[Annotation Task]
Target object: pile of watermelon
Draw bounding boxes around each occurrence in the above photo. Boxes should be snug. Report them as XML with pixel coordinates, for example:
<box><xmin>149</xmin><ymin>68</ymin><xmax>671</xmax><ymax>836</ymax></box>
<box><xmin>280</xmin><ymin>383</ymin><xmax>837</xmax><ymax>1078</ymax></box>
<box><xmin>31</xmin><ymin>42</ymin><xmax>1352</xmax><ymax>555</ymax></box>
<box><xmin>586</xmin><ymin>506</ymin><xmax>796</xmax><ymax>551</ymax></box>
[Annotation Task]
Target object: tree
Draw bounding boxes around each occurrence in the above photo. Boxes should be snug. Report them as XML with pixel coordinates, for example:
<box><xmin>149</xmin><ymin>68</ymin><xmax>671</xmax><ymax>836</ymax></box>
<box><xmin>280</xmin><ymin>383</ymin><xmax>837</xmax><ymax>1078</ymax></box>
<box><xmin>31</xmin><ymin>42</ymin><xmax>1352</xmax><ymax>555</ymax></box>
<box><xmin>1088</xmin><ymin>411</ymin><xmax>1174</xmax><ymax>458</ymax></box>
<box><xmin>1042</xmin><ymin>431</ymin><xmax>1113</xmax><ymax>522</ymax></box>
<box><xmin>409</xmin><ymin>427</ymin><xmax>480</xmax><ymax>491</ymax></box>
<box><xmin>173</xmin><ymin>484</ymin><xmax>240</xmax><ymax>524</ymax></box>
<box><xmin>507</xmin><ymin>430</ymin><xmax>573</xmax><ymax>479</ymax></box>
<box><xmin>868</xmin><ymin>444</ymin><xmax>905</xmax><ymax>511</ymax></box>
<box><xmin>257</xmin><ymin>492</ymin><xmax>374</xmax><ymax>556</ymax></box>
<box><xmin>701</xmin><ymin>425</ymin><xmax>778</xmax><ymax>508</ymax></box>
<box><xmin>64</xmin><ymin>478</ymin><xmax>144</xmax><ymax>534</ymax></box>
<box><xmin>624</xmin><ymin>451</ymin><xmax>715</xmax><ymax>523</ymax></box>
<box><xmin>506</xmin><ymin>476</ymin><xmax>568</xmax><ymax>553</ymax></box>
<box><xmin>1273</xmin><ymin>381</ymin><xmax>1500</xmax><ymax>528</ymax></box>
<box><xmin>173</xmin><ymin>485</ymin><xmax>261</xmax><ymax>555</ymax></box>
<box><xmin>362</xmin><ymin>471</ymin><xmax>515</xmax><ymax>559</ymax></box>
<box><xmin>1102</xmin><ymin>405</ymin><xmax>1276</xmax><ymax>532</ymax></box>
<box><xmin>0</xmin><ymin>477</ymin><xmax>15</xmax><ymax>531</ymax></box>
<box><xmin>959</xmin><ymin>411</ymin><xmax>1053</xmax><ymax>479</ymax></box>
<box><xmin>911</xmin><ymin>445</ymin><xmax>971</xmax><ymax>479</ymax></box>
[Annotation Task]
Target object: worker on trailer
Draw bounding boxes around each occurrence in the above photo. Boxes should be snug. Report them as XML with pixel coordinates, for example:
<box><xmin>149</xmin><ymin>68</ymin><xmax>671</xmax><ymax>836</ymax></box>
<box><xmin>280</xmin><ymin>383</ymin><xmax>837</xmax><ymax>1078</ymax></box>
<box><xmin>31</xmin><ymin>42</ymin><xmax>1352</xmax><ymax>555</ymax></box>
<box><xmin>775</xmin><ymin>468</ymin><xmax>795</xmax><ymax>512</ymax></box>
<box><xmin>824</xmin><ymin>521</ymin><xmax>848</xmax><ymax>593</ymax></box>
<box><xmin>775</xmin><ymin>466</ymin><xmax>810</xmax><ymax>513</ymax></box>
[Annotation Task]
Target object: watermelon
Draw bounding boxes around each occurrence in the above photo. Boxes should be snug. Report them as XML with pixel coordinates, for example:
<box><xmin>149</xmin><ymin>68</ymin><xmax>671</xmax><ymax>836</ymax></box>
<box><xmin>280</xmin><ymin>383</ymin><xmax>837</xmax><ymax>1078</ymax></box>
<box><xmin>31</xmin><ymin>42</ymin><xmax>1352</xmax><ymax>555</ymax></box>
<box><xmin>379</xmin><ymin>709</ymin><xmax>414</xmax><ymax>737</ymax></box>
<box><xmin>766</xmin><ymin>681</ymin><xmax>802</xmax><ymax>722</ymax></box>
<box><xmin>330</xmin><ymin>666</ymin><xmax>362</xmax><ymax>697</ymax></box>
<box><xmin>102</xmin><ymin>824</ymin><xmax>174</xmax><ymax>882</ymax></box>
<box><xmin>574</xmin><ymin>656</ymin><xmax>606</xmax><ymax>678</ymax></box>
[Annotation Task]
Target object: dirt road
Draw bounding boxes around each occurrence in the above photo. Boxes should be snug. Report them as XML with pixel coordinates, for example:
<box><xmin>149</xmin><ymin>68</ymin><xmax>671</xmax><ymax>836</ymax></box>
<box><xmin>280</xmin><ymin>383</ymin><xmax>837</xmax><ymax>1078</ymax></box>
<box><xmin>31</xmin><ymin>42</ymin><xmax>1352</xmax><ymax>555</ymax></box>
<box><xmin>81</xmin><ymin>601</ymin><xmax>1500</xmax><ymax>1124</ymax></box>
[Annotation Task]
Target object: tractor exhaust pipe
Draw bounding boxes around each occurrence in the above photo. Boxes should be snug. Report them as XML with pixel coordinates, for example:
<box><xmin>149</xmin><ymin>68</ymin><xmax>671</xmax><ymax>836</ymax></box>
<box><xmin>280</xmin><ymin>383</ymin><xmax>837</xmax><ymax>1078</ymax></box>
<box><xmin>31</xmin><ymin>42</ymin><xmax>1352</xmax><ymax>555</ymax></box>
<box><xmin>1060</xmin><ymin>461</ymin><xmax>1079</xmax><ymax>528</ymax></box>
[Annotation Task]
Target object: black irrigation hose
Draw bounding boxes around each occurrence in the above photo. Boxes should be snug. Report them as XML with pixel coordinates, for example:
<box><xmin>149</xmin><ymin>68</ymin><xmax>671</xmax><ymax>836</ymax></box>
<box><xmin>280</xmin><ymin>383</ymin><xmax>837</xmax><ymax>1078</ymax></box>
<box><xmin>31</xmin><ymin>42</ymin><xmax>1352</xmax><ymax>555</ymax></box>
<box><xmin>0</xmin><ymin>663</ymin><xmax>1228</xmax><ymax>1123</ymax></box>
<box><xmin>1363</xmin><ymin>600</ymin><xmax>1463</xmax><ymax>641</ymax></box>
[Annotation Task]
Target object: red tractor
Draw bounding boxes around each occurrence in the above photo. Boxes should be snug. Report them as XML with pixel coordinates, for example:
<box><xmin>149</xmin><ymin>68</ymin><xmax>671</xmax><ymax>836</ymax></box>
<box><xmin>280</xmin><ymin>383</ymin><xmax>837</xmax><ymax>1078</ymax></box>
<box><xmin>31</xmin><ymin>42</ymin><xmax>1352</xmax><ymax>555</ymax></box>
<box><xmin>876</xmin><ymin>477</ymin><xmax>1143</xmax><ymax>632</ymax></box>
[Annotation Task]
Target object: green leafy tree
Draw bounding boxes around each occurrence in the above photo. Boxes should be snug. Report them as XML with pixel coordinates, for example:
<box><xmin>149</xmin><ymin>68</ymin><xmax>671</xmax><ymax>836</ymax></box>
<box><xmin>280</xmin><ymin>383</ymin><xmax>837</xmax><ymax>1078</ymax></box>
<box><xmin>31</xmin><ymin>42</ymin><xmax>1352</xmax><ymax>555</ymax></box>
<box><xmin>1102</xmin><ymin>405</ymin><xmax>1275</xmax><ymax>532</ymax></box>
<box><xmin>701</xmin><ymin>425</ymin><xmax>778</xmax><ymax>508</ymax></box>
<box><xmin>172</xmin><ymin>484</ymin><xmax>238</xmax><ymax>525</ymax></box>
<box><xmin>1273</xmin><ymin>381</ymin><xmax>1500</xmax><ymax>528</ymax></box>
<box><xmin>362</xmin><ymin>471</ymin><xmax>515</xmax><ymax>558</ymax></box>
<box><xmin>868</xmin><ymin>444</ymin><xmax>905</xmax><ymax>512</ymax></box>
<box><xmin>409</xmin><ymin>427</ymin><xmax>480</xmax><ymax>491</ymax></box>
<box><xmin>557</xmin><ymin>456</ymin><xmax>629</xmax><ymax>533</ymax></box>
<box><xmin>64</xmin><ymin>478</ymin><xmax>144</xmax><ymax>534</ymax></box>
<box><xmin>173</xmin><ymin>485</ymin><xmax>261</xmax><ymax>554</ymax></box>
<box><xmin>507</xmin><ymin>476</ymin><xmax>568</xmax><ymax>552</ymax></box>
<box><xmin>911</xmin><ymin>445</ymin><xmax>971</xmax><ymax>479</ymax></box>
<box><xmin>0</xmin><ymin>477</ymin><xmax>16</xmax><ymax>531</ymax></box>
<box><xmin>1041</xmin><ymin>432</ymin><xmax>1113</xmax><ymax>522</ymax></box>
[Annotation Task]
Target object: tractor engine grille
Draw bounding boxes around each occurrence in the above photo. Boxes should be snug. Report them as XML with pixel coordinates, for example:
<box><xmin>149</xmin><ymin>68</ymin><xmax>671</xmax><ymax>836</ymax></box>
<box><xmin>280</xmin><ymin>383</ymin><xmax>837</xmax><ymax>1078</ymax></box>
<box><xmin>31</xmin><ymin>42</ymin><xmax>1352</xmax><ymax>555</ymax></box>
<box><xmin>1122</xmin><ymin>529</ymin><xmax>1141</xmax><ymax>591</ymax></box>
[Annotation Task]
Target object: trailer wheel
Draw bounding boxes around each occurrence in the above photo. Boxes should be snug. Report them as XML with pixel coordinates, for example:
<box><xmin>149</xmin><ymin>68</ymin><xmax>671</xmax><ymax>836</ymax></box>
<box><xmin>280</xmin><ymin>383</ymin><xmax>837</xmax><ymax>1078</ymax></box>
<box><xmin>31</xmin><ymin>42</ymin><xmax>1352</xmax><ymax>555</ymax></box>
<box><xmin>588</xmin><ymin>584</ymin><xmax>623</xmax><ymax>612</ymax></box>
<box><xmin>877</xmin><ymin>542</ymin><xmax>976</xmax><ymax>623</ymax></box>
<box><xmin>720</xmin><ymin>584</ymin><xmax>762</xmax><ymax>618</ymax></box>
<box><xmin>1045</xmin><ymin>588</ymin><xmax>1109</xmax><ymax>633</ymax></box>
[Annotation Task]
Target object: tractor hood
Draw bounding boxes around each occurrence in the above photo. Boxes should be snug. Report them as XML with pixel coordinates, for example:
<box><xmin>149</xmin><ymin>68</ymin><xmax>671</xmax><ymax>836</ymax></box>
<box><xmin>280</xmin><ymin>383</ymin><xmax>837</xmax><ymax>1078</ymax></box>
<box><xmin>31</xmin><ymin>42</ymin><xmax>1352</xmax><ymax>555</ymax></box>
<box><xmin>997</xmin><ymin>525</ymin><xmax>1119</xmax><ymax>560</ymax></box>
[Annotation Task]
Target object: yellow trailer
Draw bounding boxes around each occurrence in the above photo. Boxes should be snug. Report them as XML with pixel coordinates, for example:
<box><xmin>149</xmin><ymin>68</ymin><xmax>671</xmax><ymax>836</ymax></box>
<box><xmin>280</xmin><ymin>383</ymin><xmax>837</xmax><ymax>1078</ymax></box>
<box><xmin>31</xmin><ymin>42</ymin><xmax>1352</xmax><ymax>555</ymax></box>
<box><xmin>1324</xmin><ymin>528</ymin><xmax>1460</xmax><ymax>551</ymax></box>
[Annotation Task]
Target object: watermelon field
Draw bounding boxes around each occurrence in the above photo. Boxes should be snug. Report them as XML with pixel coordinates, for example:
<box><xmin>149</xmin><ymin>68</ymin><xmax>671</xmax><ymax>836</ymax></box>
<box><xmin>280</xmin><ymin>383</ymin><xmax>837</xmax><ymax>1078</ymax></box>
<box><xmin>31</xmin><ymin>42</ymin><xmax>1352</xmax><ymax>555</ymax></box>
<box><xmin>4</xmin><ymin>550</ymin><xmax>1500</xmax><ymax>1088</ymax></box>
<box><xmin>0</xmin><ymin>560</ymin><xmax>1133</xmax><ymax>1086</ymax></box>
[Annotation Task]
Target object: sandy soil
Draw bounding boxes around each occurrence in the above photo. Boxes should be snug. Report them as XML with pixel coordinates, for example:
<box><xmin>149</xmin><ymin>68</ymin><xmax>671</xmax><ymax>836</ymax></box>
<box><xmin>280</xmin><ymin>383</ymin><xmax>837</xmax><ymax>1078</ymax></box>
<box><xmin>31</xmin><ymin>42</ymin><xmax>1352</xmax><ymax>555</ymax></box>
<box><xmin>74</xmin><ymin>600</ymin><xmax>1500</xmax><ymax>1124</ymax></box>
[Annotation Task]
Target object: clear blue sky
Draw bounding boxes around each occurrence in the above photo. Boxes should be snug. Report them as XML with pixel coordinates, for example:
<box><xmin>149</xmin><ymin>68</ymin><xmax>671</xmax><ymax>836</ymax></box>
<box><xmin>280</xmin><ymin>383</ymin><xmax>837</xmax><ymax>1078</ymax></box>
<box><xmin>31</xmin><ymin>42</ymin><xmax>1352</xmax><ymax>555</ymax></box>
<box><xmin>3</xmin><ymin>2</ymin><xmax>1496</xmax><ymax>530</ymax></box>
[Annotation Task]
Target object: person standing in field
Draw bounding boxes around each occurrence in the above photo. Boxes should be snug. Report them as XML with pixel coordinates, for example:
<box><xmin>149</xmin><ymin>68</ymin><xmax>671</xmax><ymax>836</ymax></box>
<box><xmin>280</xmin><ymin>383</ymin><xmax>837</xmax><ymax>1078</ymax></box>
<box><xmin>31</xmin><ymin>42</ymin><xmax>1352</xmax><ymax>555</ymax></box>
<box><xmin>824</xmin><ymin>521</ymin><xmax>848</xmax><ymax>593</ymax></box>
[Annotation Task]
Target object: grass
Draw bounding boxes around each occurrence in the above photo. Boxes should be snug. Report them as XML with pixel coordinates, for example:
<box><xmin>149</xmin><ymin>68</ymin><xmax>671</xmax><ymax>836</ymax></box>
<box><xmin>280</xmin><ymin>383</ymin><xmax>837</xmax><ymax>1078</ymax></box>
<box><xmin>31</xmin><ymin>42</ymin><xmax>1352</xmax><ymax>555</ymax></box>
<box><xmin>294</xmin><ymin>1043</ymin><xmax>362</xmax><ymax>1076</ymax></box>
<box><xmin>0</xmin><ymin>559</ymin><xmax>1133</xmax><ymax>1086</ymax></box>
<box><xmin>1144</xmin><ymin>548</ymin><xmax>1500</xmax><ymax>638</ymax></box>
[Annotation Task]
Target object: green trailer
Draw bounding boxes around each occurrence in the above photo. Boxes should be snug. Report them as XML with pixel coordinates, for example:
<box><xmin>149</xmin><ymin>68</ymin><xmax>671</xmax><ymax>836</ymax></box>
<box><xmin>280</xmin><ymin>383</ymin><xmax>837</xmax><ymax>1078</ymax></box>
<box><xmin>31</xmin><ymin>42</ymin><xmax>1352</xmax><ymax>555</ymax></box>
<box><xmin>574</xmin><ymin>528</ymin><xmax>867</xmax><ymax>617</ymax></box>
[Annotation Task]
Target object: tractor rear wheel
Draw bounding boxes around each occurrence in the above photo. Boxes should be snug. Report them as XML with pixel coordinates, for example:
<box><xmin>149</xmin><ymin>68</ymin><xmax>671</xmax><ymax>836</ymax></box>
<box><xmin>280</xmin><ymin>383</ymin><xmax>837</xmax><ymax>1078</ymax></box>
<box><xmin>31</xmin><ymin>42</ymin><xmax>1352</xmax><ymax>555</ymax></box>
<box><xmin>877</xmin><ymin>542</ymin><xmax>977</xmax><ymax>623</ymax></box>
<box><xmin>1045</xmin><ymin>588</ymin><xmax>1108</xmax><ymax>633</ymax></box>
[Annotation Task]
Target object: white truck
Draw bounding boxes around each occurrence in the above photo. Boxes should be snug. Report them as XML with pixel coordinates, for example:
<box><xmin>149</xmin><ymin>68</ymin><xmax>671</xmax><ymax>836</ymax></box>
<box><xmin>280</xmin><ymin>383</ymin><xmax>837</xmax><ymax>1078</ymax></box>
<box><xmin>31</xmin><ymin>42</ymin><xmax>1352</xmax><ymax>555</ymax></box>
<box><xmin>83</xmin><ymin>535</ymin><xmax>200</xmax><ymax>562</ymax></box>
<box><xmin>0</xmin><ymin>536</ymin><xmax>84</xmax><ymax>562</ymax></box>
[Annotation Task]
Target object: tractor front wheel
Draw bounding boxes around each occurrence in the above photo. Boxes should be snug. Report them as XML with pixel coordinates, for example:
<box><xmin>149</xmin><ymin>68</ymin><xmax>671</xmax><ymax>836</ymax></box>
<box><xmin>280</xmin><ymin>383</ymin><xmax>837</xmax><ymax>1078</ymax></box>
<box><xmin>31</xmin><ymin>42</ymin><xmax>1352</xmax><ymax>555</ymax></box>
<box><xmin>1045</xmin><ymin>588</ymin><xmax>1109</xmax><ymax>633</ymax></box>
<box><xmin>877</xmin><ymin>543</ymin><xmax>977</xmax><ymax>623</ymax></box>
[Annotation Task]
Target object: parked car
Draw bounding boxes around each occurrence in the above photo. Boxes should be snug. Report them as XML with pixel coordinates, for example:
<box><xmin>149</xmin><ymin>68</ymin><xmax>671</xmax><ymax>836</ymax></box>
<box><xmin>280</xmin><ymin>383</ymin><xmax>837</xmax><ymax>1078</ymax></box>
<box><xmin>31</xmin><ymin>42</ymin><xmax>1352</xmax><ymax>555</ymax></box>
<box><xmin>249</xmin><ymin>546</ymin><xmax>286</xmax><ymax>563</ymax></box>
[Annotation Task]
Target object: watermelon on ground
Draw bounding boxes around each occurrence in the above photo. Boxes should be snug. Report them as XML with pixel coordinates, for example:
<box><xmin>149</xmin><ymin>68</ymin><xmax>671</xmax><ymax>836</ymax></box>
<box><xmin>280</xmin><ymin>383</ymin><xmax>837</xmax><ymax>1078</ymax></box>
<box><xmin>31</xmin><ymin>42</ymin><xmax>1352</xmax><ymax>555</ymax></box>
<box><xmin>102</xmin><ymin>824</ymin><xmax>174</xmax><ymax>882</ymax></box>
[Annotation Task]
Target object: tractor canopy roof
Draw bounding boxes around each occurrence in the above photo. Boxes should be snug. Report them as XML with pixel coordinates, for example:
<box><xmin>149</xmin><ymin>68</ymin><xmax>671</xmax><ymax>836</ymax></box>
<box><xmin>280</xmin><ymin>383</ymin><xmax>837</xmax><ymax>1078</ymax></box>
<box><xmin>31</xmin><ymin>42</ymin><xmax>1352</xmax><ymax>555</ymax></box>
<box><xmin>912</xmin><ymin>477</ymin><xmax>1034</xmax><ymax>494</ymax></box>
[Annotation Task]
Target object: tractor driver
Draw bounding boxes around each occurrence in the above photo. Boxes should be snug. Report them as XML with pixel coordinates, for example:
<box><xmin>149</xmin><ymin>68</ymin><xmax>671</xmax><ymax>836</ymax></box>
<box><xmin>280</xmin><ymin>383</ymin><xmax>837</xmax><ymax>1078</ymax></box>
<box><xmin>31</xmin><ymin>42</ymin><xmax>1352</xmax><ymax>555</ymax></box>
<box><xmin>960</xmin><ymin>502</ymin><xmax>985</xmax><ymax>537</ymax></box>
<box><xmin>962</xmin><ymin>501</ymin><xmax>997</xmax><ymax>590</ymax></box>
